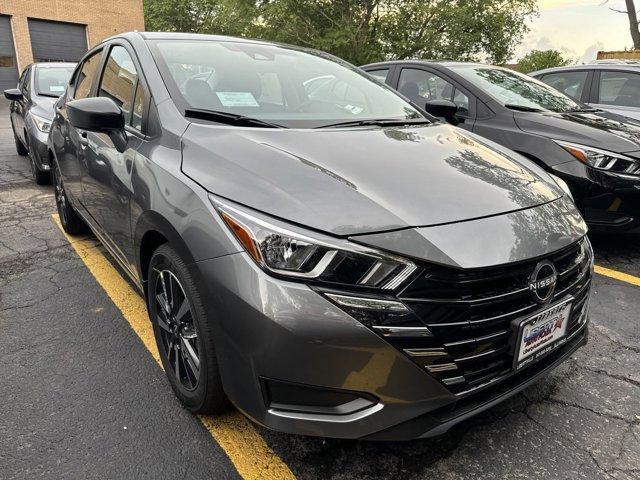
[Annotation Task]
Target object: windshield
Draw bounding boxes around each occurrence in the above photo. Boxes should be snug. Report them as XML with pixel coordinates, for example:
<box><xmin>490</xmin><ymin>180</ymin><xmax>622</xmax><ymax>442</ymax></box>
<box><xmin>150</xmin><ymin>39</ymin><xmax>425</xmax><ymax>128</ymax></box>
<box><xmin>35</xmin><ymin>66</ymin><xmax>74</xmax><ymax>97</ymax></box>
<box><xmin>449</xmin><ymin>65</ymin><xmax>583</xmax><ymax>113</ymax></box>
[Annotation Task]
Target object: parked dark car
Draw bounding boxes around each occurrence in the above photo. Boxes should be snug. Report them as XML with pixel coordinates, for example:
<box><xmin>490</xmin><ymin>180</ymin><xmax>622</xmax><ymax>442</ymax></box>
<box><xmin>362</xmin><ymin>61</ymin><xmax>640</xmax><ymax>232</ymax></box>
<box><xmin>4</xmin><ymin>62</ymin><xmax>75</xmax><ymax>184</ymax></box>
<box><xmin>531</xmin><ymin>61</ymin><xmax>640</xmax><ymax>122</ymax></box>
<box><xmin>49</xmin><ymin>32</ymin><xmax>591</xmax><ymax>440</ymax></box>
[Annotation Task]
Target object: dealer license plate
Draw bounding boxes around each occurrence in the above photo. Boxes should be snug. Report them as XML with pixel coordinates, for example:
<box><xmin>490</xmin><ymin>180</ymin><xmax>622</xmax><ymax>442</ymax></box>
<box><xmin>514</xmin><ymin>298</ymin><xmax>573</xmax><ymax>370</ymax></box>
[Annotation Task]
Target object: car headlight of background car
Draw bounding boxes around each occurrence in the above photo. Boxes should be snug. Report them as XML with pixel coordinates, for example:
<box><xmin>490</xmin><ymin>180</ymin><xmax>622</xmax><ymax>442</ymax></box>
<box><xmin>556</xmin><ymin>140</ymin><xmax>640</xmax><ymax>176</ymax></box>
<box><xmin>210</xmin><ymin>196</ymin><xmax>417</xmax><ymax>291</ymax></box>
<box><xmin>29</xmin><ymin>112</ymin><xmax>52</xmax><ymax>133</ymax></box>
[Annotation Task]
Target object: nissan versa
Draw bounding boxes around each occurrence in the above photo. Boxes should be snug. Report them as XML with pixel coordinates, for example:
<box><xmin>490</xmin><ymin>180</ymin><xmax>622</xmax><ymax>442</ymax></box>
<box><xmin>362</xmin><ymin>61</ymin><xmax>640</xmax><ymax>232</ymax></box>
<box><xmin>4</xmin><ymin>62</ymin><xmax>75</xmax><ymax>184</ymax></box>
<box><xmin>49</xmin><ymin>32</ymin><xmax>593</xmax><ymax>440</ymax></box>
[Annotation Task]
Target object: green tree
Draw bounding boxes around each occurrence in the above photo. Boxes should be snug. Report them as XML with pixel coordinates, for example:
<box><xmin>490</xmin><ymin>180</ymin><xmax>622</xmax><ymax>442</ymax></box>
<box><xmin>143</xmin><ymin>0</ymin><xmax>537</xmax><ymax>66</ymax></box>
<box><xmin>515</xmin><ymin>49</ymin><xmax>572</xmax><ymax>73</ymax></box>
<box><xmin>257</xmin><ymin>0</ymin><xmax>537</xmax><ymax>65</ymax></box>
<box><xmin>143</xmin><ymin>0</ymin><xmax>257</xmax><ymax>36</ymax></box>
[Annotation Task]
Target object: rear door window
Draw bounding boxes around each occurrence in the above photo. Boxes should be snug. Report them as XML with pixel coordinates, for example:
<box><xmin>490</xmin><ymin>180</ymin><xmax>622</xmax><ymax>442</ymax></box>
<box><xmin>598</xmin><ymin>71</ymin><xmax>640</xmax><ymax>108</ymax></box>
<box><xmin>539</xmin><ymin>71</ymin><xmax>589</xmax><ymax>100</ymax></box>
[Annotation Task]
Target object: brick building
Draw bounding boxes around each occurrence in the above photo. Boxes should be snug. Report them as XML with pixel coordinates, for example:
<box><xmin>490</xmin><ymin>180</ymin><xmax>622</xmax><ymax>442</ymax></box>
<box><xmin>0</xmin><ymin>0</ymin><xmax>144</xmax><ymax>90</ymax></box>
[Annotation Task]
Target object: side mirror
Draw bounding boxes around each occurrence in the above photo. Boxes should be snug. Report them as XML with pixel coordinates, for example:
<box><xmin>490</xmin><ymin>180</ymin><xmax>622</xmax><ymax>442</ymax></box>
<box><xmin>4</xmin><ymin>88</ymin><xmax>23</xmax><ymax>101</ymax></box>
<box><xmin>67</xmin><ymin>97</ymin><xmax>127</xmax><ymax>153</ymax></box>
<box><xmin>424</xmin><ymin>99</ymin><xmax>459</xmax><ymax>125</ymax></box>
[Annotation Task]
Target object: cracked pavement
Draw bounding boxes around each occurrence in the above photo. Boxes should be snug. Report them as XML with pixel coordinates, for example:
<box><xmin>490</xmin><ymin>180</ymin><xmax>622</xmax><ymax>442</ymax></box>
<box><xmin>1</xmin><ymin>99</ymin><xmax>639</xmax><ymax>479</ymax></box>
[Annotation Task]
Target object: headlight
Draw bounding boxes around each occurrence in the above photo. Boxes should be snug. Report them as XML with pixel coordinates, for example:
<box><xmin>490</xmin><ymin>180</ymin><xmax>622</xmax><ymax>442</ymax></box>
<box><xmin>548</xmin><ymin>173</ymin><xmax>573</xmax><ymax>200</ymax></box>
<box><xmin>556</xmin><ymin>140</ymin><xmax>640</xmax><ymax>176</ymax></box>
<box><xmin>30</xmin><ymin>112</ymin><xmax>51</xmax><ymax>133</ymax></box>
<box><xmin>211</xmin><ymin>196</ymin><xmax>417</xmax><ymax>290</ymax></box>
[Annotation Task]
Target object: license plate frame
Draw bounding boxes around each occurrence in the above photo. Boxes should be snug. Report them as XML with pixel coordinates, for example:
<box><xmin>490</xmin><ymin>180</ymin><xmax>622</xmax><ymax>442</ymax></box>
<box><xmin>512</xmin><ymin>297</ymin><xmax>573</xmax><ymax>371</ymax></box>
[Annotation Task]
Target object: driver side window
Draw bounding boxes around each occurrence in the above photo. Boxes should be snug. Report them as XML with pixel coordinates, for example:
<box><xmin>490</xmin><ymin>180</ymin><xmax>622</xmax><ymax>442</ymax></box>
<box><xmin>398</xmin><ymin>68</ymin><xmax>469</xmax><ymax>116</ymax></box>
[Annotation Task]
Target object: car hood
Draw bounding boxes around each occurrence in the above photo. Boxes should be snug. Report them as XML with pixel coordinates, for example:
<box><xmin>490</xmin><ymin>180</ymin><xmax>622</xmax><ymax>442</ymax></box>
<box><xmin>182</xmin><ymin>122</ymin><xmax>562</xmax><ymax>236</ymax></box>
<box><xmin>513</xmin><ymin>109</ymin><xmax>640</xmax><ymax>154</ymax></box>
<box><xmin>30</xmin><ymin>95</ymin><xmax>57</xmax><ymax>121</ymax></box>
<box><xmin>354</xmin><ymin>195</ymin><xmax>586</xmax><ymax>269</ymax></box>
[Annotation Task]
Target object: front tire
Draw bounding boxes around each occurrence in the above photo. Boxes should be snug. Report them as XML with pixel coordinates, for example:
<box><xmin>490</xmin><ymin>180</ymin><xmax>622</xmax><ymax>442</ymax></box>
<box><xmin>12</xmin><ymin>123</ymin><xmax>27</xmax><ymax>156</ymax></box>
<box><xmin>51</xmin><ymin>161</ymin><xmax>87</xmax><ymax>235</ymax></box>
<box><xmin>27</xmin><ymin>136</ymin><xmax>50</xmax><ymax>185</ymax></box>
<box><xmin>147</xmin><ymin>244</ymin><xmax>226</xmax><ymax>414</ymax></box>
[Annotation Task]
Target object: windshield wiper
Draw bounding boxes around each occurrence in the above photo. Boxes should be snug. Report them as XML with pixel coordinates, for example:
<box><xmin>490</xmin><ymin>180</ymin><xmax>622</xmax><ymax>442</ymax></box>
<box><xmin>504</xmin><ymin>104</ymin><xmax>543</xmax><ymax>112</ymax></box>
<box><xmin>566</xmin><ymin>107</ymin><xmax>599</xmax><ymax>113</ymax></box>
<box><xmin>184</xmin><ymin>108</ymin><xmax>287</xmax><ymax>128</ymax></box>
<box><xmin>315</xmin><ymin>118</ymin><xmax>431</xmax><ymax>129</ymax></box>
<box><xmin>38</xmin><ymin>93</ymin><xmax>61</xmax><ymax>98</ymax></box>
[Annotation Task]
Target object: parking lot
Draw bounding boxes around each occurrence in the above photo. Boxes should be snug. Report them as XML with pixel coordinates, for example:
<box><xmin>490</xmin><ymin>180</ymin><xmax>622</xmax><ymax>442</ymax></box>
<box><xmin>1</xmin><ymin>97</ymin><xmax>639</xmax><ymax>479</ymax></box>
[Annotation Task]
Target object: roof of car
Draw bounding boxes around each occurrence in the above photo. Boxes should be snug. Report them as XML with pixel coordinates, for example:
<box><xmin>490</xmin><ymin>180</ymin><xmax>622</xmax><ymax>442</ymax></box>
<box><xmin>361</xmin><ymin>60</ymin><xmax>500</xmax><ymax>69</ymax></box>
<box><xmin>530</xmin><ymin>63</ymin><xmax>640</xmax><ymax>76</ymax></box>
<box><xmin>110</xmin><ymin>31</ymin><xmax>287</xmax><ymax>48</ymax></box>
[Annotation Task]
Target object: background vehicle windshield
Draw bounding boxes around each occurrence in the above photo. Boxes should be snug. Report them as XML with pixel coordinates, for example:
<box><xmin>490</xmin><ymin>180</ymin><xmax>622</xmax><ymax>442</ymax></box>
<box><xmin>35</xmin><ymin>66</ymin><xmax>74</xmax><ymax>97</ymax></box>
<box><xmin>450</xmin><ymin>65</ymin><xmax>583</xmax><ymax>113</ymax></box>
<box><xmin>150</xmin><ymin>40</ymin><xmax>424</xmax><ymax>128</ymax></box>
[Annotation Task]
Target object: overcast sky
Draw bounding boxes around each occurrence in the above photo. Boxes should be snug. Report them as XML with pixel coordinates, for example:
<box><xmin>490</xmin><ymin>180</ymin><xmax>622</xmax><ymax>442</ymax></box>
<box><xmin>513</xmin><ymin>0</ymin><xmax>632</xmax><ymax>62</ymax></box>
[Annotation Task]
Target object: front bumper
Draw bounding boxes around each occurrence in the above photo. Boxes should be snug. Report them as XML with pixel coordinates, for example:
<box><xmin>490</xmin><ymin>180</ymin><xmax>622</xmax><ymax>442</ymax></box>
<box><xmin>27</xmin><ymin>127</ymin><xmax>50</xmax><ymax>171</ymax></box>
<box><xmin>553</xmin><ymin>160</ymin><xmax>640</xmax><ymax>232</ymax></box>
<box><xmin>196</xmin><ymin>250</ymin><xmax>589</xmax><ymax>440</ymax></box>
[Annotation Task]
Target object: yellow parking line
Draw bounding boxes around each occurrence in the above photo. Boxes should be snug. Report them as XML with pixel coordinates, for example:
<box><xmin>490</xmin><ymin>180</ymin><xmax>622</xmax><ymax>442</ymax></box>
<box><xmin>52</xmin><ymin>215</ymin><xmax>296</xmax><ymax>480</ymax></box>
<box><xmin>594</xmin><ymin>264</ymin><xmax>640</xmax><ymax>287</ymax></box>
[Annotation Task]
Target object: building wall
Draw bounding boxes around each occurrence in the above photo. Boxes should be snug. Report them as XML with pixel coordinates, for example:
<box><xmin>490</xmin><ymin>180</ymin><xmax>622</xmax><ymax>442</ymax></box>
<box><xmin>597</xmin><ymin>50</ymin><xmax>640</xmax><ymax>60</ymax></box>
<box><xmin>1</xmin><ymin>0</ymin><xmax>144</xmax><ymax>72</ymax></box>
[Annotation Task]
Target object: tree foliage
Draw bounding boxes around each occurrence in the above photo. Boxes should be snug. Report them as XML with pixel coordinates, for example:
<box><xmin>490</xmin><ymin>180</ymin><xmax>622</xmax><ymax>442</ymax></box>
<box><xmin>143</xmin><ymin>0</ymin><xmax>537</xmax><ymax>65</ymax></box>
<box><xmin>144</xmin><ymin>0</ymin><xmax>257</xmax><ymax>36</ymax></box>
<box><xmin>515</xmin><ymin>49</ymin><xmax>572</xmax><ymax>73</ymax></box>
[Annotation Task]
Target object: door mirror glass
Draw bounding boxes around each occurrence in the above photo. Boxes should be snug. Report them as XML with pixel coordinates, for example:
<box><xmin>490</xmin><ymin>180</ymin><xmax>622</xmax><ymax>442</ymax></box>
<box><xmin>4</xmin><ymin>88</ymin><xmax>23</xmax><ymax>101</ymax></box>
<box><xmin>67</xmin><ymin>97</ymin><xmax>127</xmax><ymax>152</ymax></box>
<box><xmin>425</xmin><ymin>99</ymin><xmax>459</xmax><ymax>124</ymax></box>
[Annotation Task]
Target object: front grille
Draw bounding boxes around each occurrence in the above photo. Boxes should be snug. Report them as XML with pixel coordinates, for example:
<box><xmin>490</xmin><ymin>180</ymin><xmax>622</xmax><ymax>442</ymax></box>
<box><xmin>380</xmin><ymin>238</ymin><xmax>592</xmax><ymax>395</ymax></box>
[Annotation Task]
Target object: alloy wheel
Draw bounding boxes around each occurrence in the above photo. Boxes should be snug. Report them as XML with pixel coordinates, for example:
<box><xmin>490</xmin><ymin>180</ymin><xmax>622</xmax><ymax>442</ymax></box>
<box><xmin>154</xmin><ymin>269</ymin><xmax>200</xmax><ymax>391</ymax></box>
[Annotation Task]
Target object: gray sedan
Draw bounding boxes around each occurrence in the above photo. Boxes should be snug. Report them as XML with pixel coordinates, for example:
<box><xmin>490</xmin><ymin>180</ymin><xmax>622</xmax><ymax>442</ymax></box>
<box><xmin>4</xmin><ymin>62</ymin><xmax>75</xmax><ymax>184</ymax></box>
<box><xmin>47</xmin><ymin>32</ymin><xmax>592</xmax><ymax>440</ymax></box>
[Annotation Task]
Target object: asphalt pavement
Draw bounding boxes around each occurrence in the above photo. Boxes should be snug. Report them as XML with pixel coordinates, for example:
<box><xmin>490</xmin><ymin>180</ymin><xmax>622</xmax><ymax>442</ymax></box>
<box><xmin>1</xmin><ymin>99</ymin><xmax>639</xmax><ymax>480</ymax></box>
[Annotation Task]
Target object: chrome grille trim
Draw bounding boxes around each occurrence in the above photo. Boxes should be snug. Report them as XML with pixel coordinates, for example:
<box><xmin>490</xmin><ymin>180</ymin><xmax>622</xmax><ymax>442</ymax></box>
<box><xmin>426</xmin><ymin>363</ymin><xmax>458</xmax><ymax>373</ymax></box>
<box><xmin>371</xmin><ymin>325</ymin><xmax>432</xmax><ymax>337</ymax></box>
<box><xmin>404</xmin><ymin>348</ymin><xmax>447</xmax><ymax>357</ymax></box>
<box><xmin>444</xmin><ymin>330</ymin><xmax>509</xmax><ymax>348</ymax></box>
<box><xmin>399</xmin><ymin>286</ymin><xmax>529</xmax><ymax>305</ymax></box>
<box><xmin>384</xmin><ymin>238</ymin><xmax>592</xmax><ymax>396</ymax></box>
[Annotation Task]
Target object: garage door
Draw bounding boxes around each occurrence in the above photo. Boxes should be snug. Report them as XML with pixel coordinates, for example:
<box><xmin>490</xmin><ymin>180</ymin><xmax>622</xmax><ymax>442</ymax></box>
<box><xmin>0</xmin><ymin>15</ymin><xmax>19</xmax><ymax>91</ymax></box>
<box><xmin>28</xmin><ymin>19</ymin><xmax>87</xmax><ymax>63</ymax></box>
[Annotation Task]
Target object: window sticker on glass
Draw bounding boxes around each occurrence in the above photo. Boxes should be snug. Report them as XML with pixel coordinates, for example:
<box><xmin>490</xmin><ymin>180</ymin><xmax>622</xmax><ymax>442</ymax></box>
<box><xmin>216</xmin><ymin>91</ymin><xmax>259</xmax><ymax>107</ymax></box>
<box><xmin>50</xmin><ymin>85</ymin><xmax>65</xmax><ymax>92</ymax></box>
